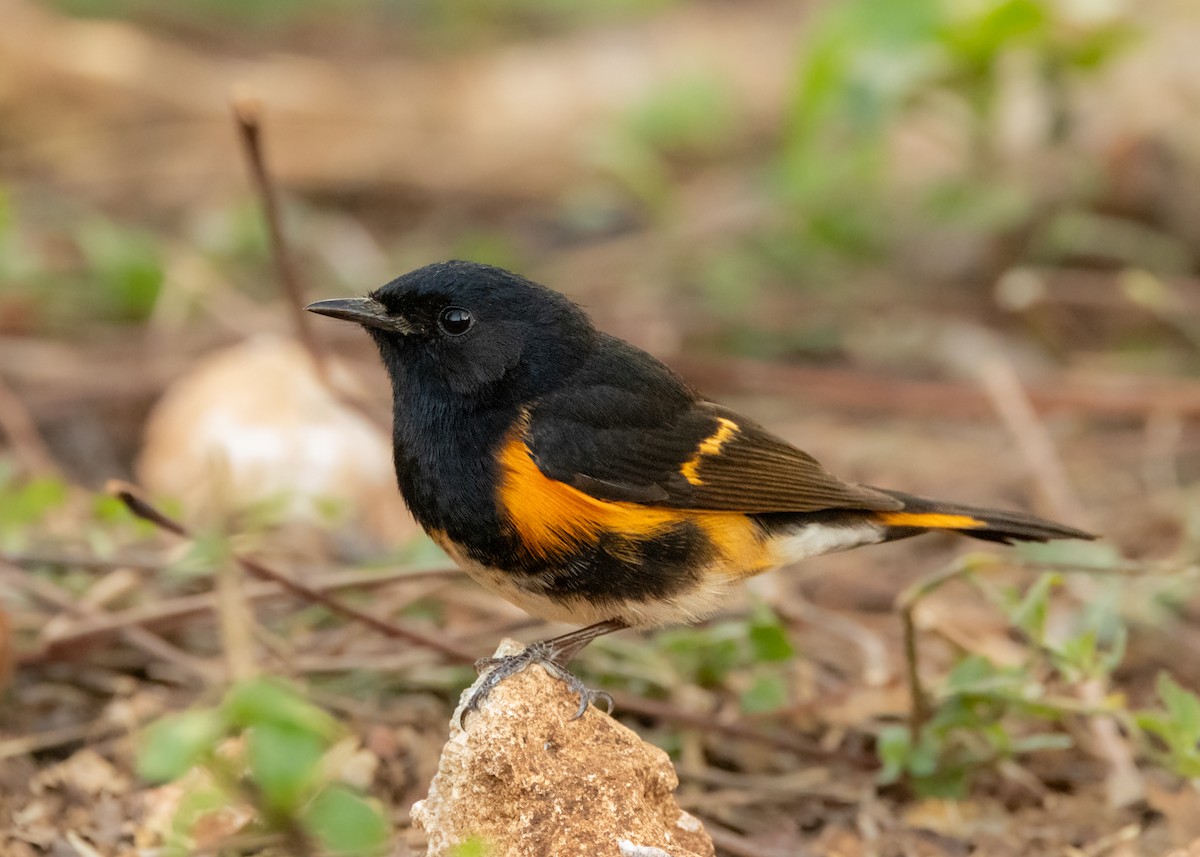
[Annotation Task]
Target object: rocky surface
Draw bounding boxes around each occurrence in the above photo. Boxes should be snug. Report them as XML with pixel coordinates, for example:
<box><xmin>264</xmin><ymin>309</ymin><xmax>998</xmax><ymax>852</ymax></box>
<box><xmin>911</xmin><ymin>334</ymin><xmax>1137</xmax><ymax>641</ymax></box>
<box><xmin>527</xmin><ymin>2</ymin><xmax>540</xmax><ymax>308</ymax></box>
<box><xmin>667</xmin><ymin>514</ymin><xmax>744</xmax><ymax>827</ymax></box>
<box><xmin>411</xmin><ymin>640</ymin><xmax>713</xmax><ymax>857</ymax></box>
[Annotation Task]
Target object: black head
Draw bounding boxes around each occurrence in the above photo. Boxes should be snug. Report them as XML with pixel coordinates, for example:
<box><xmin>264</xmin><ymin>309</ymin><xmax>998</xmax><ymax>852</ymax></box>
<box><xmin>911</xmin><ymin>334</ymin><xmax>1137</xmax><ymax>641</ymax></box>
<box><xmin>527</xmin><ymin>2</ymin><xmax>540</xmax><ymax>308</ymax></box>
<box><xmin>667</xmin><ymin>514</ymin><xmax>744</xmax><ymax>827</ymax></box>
<box><xmin>306</xmin><ymin>261</ymin><xmax>597</xmax><ymax>404</ymax></box>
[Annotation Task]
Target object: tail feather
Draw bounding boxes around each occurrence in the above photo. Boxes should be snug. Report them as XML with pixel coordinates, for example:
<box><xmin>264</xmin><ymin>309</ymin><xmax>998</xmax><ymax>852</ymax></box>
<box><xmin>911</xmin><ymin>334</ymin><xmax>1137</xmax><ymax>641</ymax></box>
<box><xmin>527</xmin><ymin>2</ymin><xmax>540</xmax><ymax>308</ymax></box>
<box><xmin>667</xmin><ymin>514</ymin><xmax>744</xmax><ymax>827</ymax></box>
<box><xmin>872</xmin><ymin>489</ymin><xmax>1095</xmax><ymax>545</ymax></box>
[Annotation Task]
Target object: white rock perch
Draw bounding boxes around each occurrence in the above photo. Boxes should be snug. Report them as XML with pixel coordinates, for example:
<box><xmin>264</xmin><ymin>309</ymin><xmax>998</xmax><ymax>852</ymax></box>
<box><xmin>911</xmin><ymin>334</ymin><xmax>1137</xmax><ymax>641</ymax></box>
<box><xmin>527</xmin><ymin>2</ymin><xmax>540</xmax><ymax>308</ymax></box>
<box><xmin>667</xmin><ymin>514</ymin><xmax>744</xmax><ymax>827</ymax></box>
<box><xmin>411</xmin><ymin>640</ymin><xmax>714</xmax><ymax>857</ymax></box>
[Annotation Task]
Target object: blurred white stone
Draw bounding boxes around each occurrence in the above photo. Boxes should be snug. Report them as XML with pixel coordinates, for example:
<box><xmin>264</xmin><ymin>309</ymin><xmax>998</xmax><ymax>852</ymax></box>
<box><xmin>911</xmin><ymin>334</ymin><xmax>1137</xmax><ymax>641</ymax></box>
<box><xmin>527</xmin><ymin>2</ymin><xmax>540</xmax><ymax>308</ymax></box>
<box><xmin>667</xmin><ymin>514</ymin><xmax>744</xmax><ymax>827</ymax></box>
<box><xmin>137</xmin><ymin>335</ymin><xmax>416</xmax><ymax>549</ymax></box>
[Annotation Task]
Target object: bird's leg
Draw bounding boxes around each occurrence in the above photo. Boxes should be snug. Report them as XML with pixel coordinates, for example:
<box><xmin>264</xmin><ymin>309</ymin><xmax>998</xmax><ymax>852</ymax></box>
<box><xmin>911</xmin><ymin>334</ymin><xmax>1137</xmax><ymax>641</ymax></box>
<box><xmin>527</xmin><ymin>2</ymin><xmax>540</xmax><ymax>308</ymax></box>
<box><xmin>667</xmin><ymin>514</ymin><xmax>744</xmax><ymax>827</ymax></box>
<box><xmin>460</xmin><ymin>619</ymin><xmax>628</xmax><ymax>727</ymax></box>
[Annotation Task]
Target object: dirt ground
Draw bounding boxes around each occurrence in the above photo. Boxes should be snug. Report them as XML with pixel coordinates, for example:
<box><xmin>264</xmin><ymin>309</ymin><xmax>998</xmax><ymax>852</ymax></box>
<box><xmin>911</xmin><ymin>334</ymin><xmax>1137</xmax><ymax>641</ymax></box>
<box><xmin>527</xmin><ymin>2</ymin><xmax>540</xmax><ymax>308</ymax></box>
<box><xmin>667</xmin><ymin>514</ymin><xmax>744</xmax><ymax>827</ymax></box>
<box><xmin>2</xmin><ymin>0</ymin><xmax>1200</xmax><ymax>854</ymax></box>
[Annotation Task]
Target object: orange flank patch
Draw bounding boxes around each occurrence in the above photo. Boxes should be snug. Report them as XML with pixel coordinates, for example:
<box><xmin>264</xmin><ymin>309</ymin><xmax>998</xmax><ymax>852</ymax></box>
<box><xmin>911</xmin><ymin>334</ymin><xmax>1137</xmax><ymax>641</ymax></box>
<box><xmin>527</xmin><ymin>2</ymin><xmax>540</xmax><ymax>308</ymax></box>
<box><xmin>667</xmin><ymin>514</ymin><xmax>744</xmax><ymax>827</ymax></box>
<box><xmin>878</xmin><ymin>511</ymin><xmax>986</xmax><ymax>529</ymax></box>
<box><xmin>496</xmin><ymin>430</ymin><xmax>771</xmax><ymax>577</ymax></box>
<box><xmin>679</xmin><ymin>417</ymin><xmax>739</xmax><ymax>486</ymax></box>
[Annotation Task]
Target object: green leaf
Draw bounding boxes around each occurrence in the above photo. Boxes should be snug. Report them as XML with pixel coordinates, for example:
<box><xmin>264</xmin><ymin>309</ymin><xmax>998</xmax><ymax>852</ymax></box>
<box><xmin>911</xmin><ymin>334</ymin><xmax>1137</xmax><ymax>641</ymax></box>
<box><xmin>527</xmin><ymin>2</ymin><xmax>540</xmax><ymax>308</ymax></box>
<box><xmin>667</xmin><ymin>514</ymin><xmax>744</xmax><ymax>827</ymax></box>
<box><xmin>137</xmin><ymin>709</ymin><xmax>227</xmax><ymax>782</ymax></box>
<box><xmin>658</xmin><ymin>624</ymin><xmax>743</xmax><ymax>686</ymax></box>
<box><xmin>247</xmin><ymin>722</ymin><xmax>326</xmax><ymax>813</ymax></box>
<box><xmin>876</xmin><ymin>725</ymin><xmax>911</xmax><ymax>784</ymax></box>
<box><xmin>1157</xmin><ymin>672</ymin><xmax>1200</xmax><ymax>744</ymax></box>
<box><xmin>939</xmin><ymin>0</ymin><xmax>1049</xmax><ymax>71</ymax></box>
<box><xmin>1009</xmin><ymin>573</ymin><xmax>1061</xmax><ymax>643</ymax></box>
<box><xmin>910</xmin><ymin>763</ymin><xmax>970</xmax><ymax>799</ymax></box>
<box><xmin>1067</xmin><ymin>24</ymin><xmax>1138</xmax><ymax>70</ymax></box>
<box><xmin>302</xmin><ymin>785</ymin><xmax>391</xmax><ymax>855</ymax></box>
<box><xmin>906</xmin><ymin>732</ymin><xmax>941</xmax><ymax>778</ymax></box>
<box><xmin>943</xmin><ymin>655</ymin><xmax>1001</xmax><ymax>693</ymax></box>
<box><xmin>1134</xmin><ymin>710</ymin><xmax>1174</xmax><ymax>742</ymax></box>
<box><xmin>1055</xmin><ymin>629</ymin><xmax>1098</xmax><ymax>676</ymax></box>
<box><xmin>0</xmin><ymin>476</ymin><xmax>69</xmax><ymax>533</ymax></box>
<box><xmin>1099</xmin><ymin>623</ymin><xmax>1128</xmax><ymax>677</ymax></box>
<box><xmin>748</xmin><ymin>614</ymin><xmax>794</xmax><ymax>662</ymax></box>
<box><xmin>78</xmin><ymin>219</ymin><xmax>164</xmax><ymax>322</ymax></box>
<box><xmin>223</xmin><ymin>679</ymin><xmax>338</xmax><ymax>737</ymax></box>
<box><xmin>624</xmin><ymin>73</ymin><xmax>736</xmax><ymax>156</ymax></box>
<box><xmin>740</xmin><ymin>672</ymin><xmax>789</xmax><ymax>714</ymax></box>
<box><xmin>168</xmin><ymin>531</ymin><xmax>231</xmax><ymax>579</ymax></box>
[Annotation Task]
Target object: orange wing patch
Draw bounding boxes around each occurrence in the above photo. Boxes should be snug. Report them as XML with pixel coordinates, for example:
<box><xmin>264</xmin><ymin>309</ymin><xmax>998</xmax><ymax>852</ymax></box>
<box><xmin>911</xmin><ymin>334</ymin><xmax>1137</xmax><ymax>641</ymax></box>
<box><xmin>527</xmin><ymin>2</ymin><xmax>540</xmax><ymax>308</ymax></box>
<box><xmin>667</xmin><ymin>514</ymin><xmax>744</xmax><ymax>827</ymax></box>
<box><xmin>878</xmin><ymin>511</ymin><xmax>985</xmax><ymax>529</ymax></box>
<box><xmin>680</xmin><ymin>417</ymin><xmax>739</xmax><ymax>486</ymax></box>
<box><xmin>497</xmin><ymin>431</ymin><xmax>679</xmax><ymax>558</ymax></box>
<box><xmin>496</xmin><ymin>428</ymin><xmax>770</xmax><ymax>576</ymax></box>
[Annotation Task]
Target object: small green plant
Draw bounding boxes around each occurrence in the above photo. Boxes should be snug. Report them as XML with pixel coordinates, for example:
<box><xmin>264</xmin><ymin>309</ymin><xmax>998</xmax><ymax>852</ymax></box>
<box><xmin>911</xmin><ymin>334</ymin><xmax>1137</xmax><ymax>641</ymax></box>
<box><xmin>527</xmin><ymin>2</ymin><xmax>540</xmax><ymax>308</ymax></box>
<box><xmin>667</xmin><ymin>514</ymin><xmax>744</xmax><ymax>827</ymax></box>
<box><xmin>591</xmin><ymin>71</ymin><xmax>738</xmax><ymax>217</ymax></box>
<box><xmin>877</xmin><ymin>653</ymin><xmax>1077</xmax><ymax>797</ymax></box>
<box><xmin>0</xmin><ymin>466</ymin><xmax>70</xmax><ymax>549</ymax></box>
<box><xmin>76</xmin><ymin>218</ymin><xmax>165</xmax><ymax>323</ymax></box>
<box><xmin>881</xmin><ymin>561</ymin><xmax>1128</xmax><ymax>797</ymax></box>
<box><xmin>705</xmin><ymin>0</ymin><xmax>1140</xmax><ymax>291</ymax></box>
<box><xmin>0</xmin><ymin>473</ymin><xmax>68</xmax><ymax>534</ymax></box>
<box><xmin>138</xmin><ymin>678</ymin><xmax>390</xmax><ymax>856</ymax></box>
<box><xmin>1135</xmin><ymin>672</ymin><xmax>1200</xmax><ymax>779</ymax></box>
<box><xmin>593</xmin><ymin>604</ymin><xmax>797</xmax><ymax>716</ymax></box>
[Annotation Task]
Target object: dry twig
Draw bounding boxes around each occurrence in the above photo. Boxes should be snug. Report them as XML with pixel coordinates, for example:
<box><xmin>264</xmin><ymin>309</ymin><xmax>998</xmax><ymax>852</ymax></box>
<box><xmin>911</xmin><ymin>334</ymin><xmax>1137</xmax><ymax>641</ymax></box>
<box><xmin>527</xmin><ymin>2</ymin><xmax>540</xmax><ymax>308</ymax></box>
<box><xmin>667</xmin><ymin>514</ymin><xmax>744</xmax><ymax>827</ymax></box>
<box><xmin>895</xmin><ymin>555</ymin><xmax>1002</xmax><ymax>742</ymax></box>
<box><xmin>705</xmin><ymin>821</ymin><xmax>804</xmax><ymax>857</ymax></box>
<box><xmin>606</xmin><ymin>690</ymin><xmax>858</xmax><ymax>762</ymax></box>
<box><xmin>230</xmin><ymin>94</ymin><xmax>384</xmax><ymax>432</ymax></box>
<box><xmin>0</xmin><ymin>720</ymin><xmax>125</xmax><ymax>761</ymax></box>
<box><xmin>0</xmin><ymin>557</ymin><xmax>218</xmax><ymax>683</ymax></box>
<box><xmin>231</xmin><ymin>95</ymin><xmax>326</xmax><ymax>378</ymax></box>
<box><xmin>978</xmin><ymin>356</ymin><xmax>1092</xmax><ymax>528</ymax></box>
<box><xmin>21</xmin><ymin>564</ymin><xmax>460</xmax><ymax>662</ymax></box>
<box><xmin>107</xmin><ymin>480</ymin><xmax>477</xmax><ymax>663</ymax></box>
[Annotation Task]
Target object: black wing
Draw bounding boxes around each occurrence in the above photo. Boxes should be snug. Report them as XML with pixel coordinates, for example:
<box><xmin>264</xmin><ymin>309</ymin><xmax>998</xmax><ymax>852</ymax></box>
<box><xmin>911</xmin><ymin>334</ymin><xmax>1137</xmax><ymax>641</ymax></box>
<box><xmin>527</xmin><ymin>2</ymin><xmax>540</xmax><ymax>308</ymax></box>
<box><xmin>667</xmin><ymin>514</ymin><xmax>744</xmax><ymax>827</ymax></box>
<box><xmin>525</xmin><ymin>336</ymin><xmax>900</xmax><ymax>514</ymax></box>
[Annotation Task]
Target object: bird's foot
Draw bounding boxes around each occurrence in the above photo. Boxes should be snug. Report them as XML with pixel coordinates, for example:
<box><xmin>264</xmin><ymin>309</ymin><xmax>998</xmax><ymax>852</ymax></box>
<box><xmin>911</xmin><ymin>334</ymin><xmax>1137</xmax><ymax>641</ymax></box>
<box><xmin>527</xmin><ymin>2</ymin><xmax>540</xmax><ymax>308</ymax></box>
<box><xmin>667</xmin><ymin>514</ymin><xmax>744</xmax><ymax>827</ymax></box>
<box><xmin>458</xmin><ymin>641</ymin><xmax>613</xmax><ymax>728</ymax></box>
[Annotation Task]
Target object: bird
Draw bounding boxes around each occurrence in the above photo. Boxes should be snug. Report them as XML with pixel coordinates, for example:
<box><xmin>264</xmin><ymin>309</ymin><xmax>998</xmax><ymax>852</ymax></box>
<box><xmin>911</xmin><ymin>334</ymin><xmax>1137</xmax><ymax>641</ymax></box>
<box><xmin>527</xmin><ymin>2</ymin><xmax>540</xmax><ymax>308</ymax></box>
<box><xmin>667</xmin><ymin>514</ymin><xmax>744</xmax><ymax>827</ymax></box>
<box><xmin>306</xmin><ymin>260</ymin><xmax>1094</xmax><ymax>721</ymax></box>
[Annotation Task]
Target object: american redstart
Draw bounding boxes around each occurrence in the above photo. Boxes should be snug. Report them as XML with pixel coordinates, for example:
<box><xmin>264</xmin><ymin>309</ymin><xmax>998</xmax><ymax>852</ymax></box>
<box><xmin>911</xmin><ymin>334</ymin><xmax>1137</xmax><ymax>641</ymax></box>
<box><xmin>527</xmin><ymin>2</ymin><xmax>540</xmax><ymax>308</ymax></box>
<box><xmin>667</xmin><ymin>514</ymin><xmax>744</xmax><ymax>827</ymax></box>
<box><xmin>307</xmin><ymin>260</ymin><xmax>1093</xmax><ymax>720</ymax></box>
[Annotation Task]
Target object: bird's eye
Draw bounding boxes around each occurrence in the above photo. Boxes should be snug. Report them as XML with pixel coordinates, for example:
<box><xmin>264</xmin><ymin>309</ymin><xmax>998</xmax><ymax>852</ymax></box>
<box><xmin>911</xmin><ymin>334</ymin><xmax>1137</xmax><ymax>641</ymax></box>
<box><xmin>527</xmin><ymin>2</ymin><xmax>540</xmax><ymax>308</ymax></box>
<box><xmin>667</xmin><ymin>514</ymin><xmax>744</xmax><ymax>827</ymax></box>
<box><xmin>438</xmin><ymin>307</ymin><xmax>474</xmax><ymax>336</ymax></box>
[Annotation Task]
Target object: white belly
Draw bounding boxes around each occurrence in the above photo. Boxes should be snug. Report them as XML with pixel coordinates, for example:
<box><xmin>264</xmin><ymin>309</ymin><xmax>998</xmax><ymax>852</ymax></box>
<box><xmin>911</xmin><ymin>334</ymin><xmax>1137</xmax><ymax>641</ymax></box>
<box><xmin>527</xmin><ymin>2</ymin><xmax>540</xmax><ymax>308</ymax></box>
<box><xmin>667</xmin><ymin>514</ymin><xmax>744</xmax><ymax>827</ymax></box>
<box><xmin>440</xmin><ymin>520</ymin><xmax>885</xmax><ymax>630</ymax></box>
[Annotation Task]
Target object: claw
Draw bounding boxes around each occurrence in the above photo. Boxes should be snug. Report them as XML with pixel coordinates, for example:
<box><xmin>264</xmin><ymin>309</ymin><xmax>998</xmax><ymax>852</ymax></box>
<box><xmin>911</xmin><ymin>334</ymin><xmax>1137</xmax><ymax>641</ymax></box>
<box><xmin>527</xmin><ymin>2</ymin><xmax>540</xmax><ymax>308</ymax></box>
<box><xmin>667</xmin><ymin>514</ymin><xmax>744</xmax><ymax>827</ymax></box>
<box><xmin>457</xmin><ymin>643</ymin><xmax>612</xmax><ymax>729</ymax></box>
<box><xmin>590</xmin><ymin>689</ymin><xmax>615</xmax><ymax>716</ymax></box>
<box><xmin>473</xmin><ymin>655</ymin><xmax>503</xmax><ymax>675</ymax></box>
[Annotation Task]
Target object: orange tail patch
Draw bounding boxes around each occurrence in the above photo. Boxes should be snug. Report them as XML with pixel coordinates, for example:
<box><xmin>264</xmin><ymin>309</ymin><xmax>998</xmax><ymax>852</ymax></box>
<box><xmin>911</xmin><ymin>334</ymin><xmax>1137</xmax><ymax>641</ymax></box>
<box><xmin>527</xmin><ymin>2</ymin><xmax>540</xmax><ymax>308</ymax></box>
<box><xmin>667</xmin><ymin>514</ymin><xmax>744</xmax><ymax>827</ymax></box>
<box><xmin>877</xmin><ymin>511</ymin><xmax>986</xmax><ymax>530</ymax></box>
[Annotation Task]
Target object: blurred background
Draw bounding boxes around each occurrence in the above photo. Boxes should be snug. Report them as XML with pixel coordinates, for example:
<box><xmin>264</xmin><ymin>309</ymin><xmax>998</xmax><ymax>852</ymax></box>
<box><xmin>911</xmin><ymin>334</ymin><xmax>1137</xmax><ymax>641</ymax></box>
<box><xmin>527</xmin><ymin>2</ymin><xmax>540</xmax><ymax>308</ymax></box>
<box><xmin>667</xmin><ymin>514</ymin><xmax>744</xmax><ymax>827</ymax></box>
<box><xmin>3</xmin><ymin>0</ymin><xmax>1200</xmax><ymax>854</ymax></box>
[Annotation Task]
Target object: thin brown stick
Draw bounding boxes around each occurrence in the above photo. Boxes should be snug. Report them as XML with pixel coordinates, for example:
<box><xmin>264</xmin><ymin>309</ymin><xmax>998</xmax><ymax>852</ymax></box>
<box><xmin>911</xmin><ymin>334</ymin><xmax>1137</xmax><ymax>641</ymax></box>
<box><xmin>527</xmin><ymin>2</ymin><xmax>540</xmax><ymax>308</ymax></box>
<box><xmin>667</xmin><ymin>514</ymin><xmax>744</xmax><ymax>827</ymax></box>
<box><xmin>106</xmin><ymin>481</ymin><xmax>476</xmax><ymax>663</ymax></box>
<box><xmin>1</xmin><ymin>557</ymin><xmax>218</xmax><ymax>683</ymax></box>
<box><xmin>899</xmin><ymin>605</ymin><xmax>927</xmax><ymax>746</ymax></box>
<box><xmin>704</xmin><ymin>821</ymin><xmax>803</xmax><ymax>857</ymax></box>
<box><xmin>0</xmin><ymin>720</ymin><xmax>125</xmax><ymax>761</ymax></box>
<box><xmin>605</xmin><ymin>690</ymin><xmax>855</xmax><ymax>762</ymax></box>
<box><xmin>0</xmin><ymin>369</ymin><xmax>61</xmax><ymax>478</ymax></box>
<box><xmin>978</xmin><ymin>356</ymin><xmax>1092</xmax><ymax>528</ymax></box>
<box><xmin>676</xmin><ymin>764</ymin><xmax>863</xmax><ymax>802</ymax></box>
<box><xmin>894</xmin><ymin>556</ymin><xmax>998</xmax><ymax>743</ymax></box>
<box><xmin>112</xmin><ymin>483</ymin><xmax>187</xmax><ymax>536</ymax></box>
<box><xmin>230</xmin><ymin>93</ymin><xmax>386</xmax><ymax>433</ymax></box>
<box><xmin>231</xmin><ymin>94</ymin><xmax>326</xmax><ymax>379</ymax></box>
<box><xmin>23</xmin><ymin>565</ymin><xmax>461</xmax><ymax>659</ymax></box>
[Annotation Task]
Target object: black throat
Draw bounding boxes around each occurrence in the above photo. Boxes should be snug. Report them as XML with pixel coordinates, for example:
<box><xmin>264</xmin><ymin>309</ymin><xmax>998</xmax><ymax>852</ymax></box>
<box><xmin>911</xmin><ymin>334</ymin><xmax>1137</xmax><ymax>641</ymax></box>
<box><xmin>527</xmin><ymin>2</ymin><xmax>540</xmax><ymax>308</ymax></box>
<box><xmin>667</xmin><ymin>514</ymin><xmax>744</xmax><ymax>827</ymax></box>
<box><xmin>379</xmin><ymin>351</ymin><xmax>514</xmax><ymax>543</ymax></box>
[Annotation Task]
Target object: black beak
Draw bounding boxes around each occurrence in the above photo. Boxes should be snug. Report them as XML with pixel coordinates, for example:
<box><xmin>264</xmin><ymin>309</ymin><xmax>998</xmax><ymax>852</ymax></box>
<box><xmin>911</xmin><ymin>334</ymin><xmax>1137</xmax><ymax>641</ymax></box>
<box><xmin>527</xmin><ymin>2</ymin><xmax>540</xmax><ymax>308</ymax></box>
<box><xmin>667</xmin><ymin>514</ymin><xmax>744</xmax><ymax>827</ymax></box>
<box><xmin>304</xmin><ymin>297</ymin><xmax>413</xmax><ymax>334</ymax></box>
